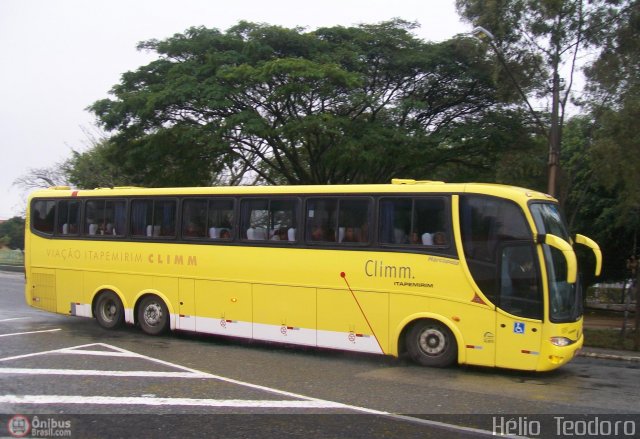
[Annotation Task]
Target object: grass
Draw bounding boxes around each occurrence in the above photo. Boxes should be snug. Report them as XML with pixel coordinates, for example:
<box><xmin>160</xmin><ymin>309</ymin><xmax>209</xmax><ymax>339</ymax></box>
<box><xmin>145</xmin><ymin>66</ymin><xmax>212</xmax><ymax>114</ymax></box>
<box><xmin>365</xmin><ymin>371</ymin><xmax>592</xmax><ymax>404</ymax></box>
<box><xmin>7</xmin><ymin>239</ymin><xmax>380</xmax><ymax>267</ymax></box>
<box><xmin>582</xmin><ymin>308</ymin><xmax>638</xmax><ymax>351</ymax></box>
<box><xmin>0</xmin><ymin>248</ymin><xmax>23</xmax><ymax>266</ymax></box>
<box><xmin>583</xmin><ymin>328</ymin><xmax>638</xmax><ymax>351</ymax></box>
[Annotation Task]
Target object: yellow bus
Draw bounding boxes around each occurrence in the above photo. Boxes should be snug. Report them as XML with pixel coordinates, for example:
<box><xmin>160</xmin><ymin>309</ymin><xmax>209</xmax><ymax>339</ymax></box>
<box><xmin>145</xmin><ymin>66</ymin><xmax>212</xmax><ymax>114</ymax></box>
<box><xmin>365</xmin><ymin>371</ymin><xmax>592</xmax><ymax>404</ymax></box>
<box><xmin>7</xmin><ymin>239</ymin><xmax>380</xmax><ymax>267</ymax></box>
<box><xmin>24</xmin><ymin>180</ymin><xmax>601</xmax><ymax>371</ymax></box>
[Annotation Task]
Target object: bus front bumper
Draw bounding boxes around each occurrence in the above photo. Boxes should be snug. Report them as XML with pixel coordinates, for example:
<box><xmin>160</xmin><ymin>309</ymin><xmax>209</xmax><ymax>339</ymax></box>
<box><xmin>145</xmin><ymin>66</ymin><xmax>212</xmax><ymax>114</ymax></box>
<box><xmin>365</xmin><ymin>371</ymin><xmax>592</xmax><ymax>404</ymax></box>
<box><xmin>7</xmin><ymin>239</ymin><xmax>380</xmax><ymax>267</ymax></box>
<box><xmin>537</xmin><ymin>333</ymin><xmax>584</xmax><ymax>372</ymax></box>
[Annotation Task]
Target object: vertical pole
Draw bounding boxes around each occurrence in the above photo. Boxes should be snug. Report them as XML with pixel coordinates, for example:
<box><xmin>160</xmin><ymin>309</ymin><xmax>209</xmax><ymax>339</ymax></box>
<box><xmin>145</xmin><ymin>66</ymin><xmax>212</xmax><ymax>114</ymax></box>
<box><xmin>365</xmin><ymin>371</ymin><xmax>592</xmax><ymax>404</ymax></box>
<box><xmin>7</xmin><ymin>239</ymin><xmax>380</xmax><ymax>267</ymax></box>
<box><xmin>621</xmin><ymin>277</ymin><xmax>629</xmax><ymax>339</ymax></box>
<box><xmin>634</xmin><ymin>228</ymin><xmax>640</xmax><ymax>349</ymax></box>
<box><xmin>547</xmin><ymin>71</ymin><xmax>561</xmax><ymax>198</ymax></box>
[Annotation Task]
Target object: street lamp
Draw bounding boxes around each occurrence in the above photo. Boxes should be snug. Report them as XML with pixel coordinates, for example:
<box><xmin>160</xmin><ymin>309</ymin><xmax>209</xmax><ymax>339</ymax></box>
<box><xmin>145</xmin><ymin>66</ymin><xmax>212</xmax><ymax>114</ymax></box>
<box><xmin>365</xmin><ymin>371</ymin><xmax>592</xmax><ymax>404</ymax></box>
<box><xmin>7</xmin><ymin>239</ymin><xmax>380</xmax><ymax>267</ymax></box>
<box><xmin>472</xmin><ymin>26</ymin><xmax>560</xmax><ymax>197</ymax></box>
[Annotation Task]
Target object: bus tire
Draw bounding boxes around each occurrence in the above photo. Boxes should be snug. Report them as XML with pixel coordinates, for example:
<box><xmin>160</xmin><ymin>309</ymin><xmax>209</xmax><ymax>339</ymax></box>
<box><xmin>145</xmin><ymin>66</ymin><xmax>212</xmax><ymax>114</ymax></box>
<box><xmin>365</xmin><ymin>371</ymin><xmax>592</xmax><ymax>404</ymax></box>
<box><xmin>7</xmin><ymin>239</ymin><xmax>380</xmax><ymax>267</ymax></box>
<box><xmin>406</xmin><ymin>320</ymin><xmax>457</xmax><ymax>368</ymax></box>
<box><xmin>137</xmin><ymin>295</ymin><xmax>169</xmax><ymax>336</ymax></box>
<box><xmin>94</xmin><ymin>291</ymin><xmax>125</xmax><ymax>330</ymax></box>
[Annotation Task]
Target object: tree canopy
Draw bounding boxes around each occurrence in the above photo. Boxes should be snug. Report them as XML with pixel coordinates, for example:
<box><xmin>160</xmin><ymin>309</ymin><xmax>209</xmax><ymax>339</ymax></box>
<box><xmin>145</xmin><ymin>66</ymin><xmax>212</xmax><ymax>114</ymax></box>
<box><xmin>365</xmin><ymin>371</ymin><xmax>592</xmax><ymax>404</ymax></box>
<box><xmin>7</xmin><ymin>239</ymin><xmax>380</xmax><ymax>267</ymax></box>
<box><xmin>455</xmin><ymin>0</ymin><xmax>625</xmax><ymax>197</ymax></box>
<box><xmin>89</xmin><ymin>20</ymin><xmax>534</xmax><ymax>186</ymax></box>
<box><xmin>0</xmin><ymin>217</ymin><xmax>25</xmax><ymax>250</ymax></box>
<box><xmin>583</xmin><ymin>1</ymin><xmax>640</xmax><ymax>271</ymax></box>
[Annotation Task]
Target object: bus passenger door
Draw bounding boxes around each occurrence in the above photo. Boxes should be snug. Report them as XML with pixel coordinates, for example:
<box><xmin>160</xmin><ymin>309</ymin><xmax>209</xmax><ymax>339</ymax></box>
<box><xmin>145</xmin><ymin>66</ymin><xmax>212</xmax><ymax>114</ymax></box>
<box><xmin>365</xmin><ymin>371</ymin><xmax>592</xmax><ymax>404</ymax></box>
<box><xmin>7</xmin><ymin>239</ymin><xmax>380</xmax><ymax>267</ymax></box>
<box><xmin>494</xmin><ymin>243</ymin><xmax>543</xmax><ymax>370</ymax></box>
<box><xmin>495</xmin><ymin>312</ymin><xmax>542</xmax><ymax>370</ymax></box>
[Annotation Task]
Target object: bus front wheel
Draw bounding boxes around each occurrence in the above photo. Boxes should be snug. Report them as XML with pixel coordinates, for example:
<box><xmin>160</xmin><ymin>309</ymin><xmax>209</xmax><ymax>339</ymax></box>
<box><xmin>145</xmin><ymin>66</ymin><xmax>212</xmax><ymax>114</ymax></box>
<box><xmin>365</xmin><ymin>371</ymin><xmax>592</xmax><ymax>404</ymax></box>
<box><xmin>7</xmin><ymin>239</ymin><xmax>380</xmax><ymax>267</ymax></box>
<box><xmin>406</xmin><ymin>320</ymin><xmax>457</xmax><ymax>368</ymax></box>
<box><xmin>94</xmin><ymin>291</ymin><xmax>125</xmax><ymax>329</ymax></box>
<box><xmin>137</xmin><ymin>295</ymin><xmax>169</xmax><ymax>336</ymax></box>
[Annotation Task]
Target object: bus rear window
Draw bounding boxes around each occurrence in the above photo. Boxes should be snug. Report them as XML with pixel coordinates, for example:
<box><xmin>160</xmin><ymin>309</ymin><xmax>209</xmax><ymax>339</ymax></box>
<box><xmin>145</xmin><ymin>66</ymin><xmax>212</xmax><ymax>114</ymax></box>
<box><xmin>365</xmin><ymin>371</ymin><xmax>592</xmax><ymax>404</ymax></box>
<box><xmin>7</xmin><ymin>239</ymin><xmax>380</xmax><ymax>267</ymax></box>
<box><xmin>32</xmin><ymin>200</ymin><xmax>56</xmax><ymax>234</ymax></box>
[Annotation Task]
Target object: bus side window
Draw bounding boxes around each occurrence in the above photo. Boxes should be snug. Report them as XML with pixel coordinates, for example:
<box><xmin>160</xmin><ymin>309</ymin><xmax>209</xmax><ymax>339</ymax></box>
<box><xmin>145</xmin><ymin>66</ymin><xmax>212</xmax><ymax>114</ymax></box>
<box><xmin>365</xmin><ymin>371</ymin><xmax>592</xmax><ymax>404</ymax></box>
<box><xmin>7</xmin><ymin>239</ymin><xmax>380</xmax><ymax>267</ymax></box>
<box><xmin>110</xmin><ymin>200</ymin><xmax>127</xmax><ymax>236</ymax></box>
<box><xmin>413</xmin><ymin>199</ymin><xmax>448</xmax><ymax>247</ymax></box>
<box><xmin>306</xmin><ymin>198</ymin><xmax>370</xmax><ymax>244</ymax></box>
<box><xmin>131</xmin><ymin>199</ymin><xmax>177</xmax><ymax>238</ymax></box>
<box><xmin>379</xmin><ymin>198</ymin><xmax>411</xmax><ymax>244</ymax></box>
<box><xmin>306</xmin><ymin>199</ymin><xmax>337</xmax><ymax>243</ymax></box>
<box><xmin>32</xmin><ymin>200</ymin><xmax>56</xmax><ymax>234</ymax></box>
<box><xmin>84</xmin><ymin>199</ymin><xmax>125</xmax><ymax>237</ymax></box>
<box><xmin>241</xmin><ymin>198</ymin><xmax>297</xmax><ymax>242</ymax></box>
<box><xmin>57</xmin><ymin>200</ymin><xmax>80</xmax><ymax>235</ymax></box>
<box><xmin>338</xmin><ymin>199</ymin><xmax>370</xmax><ymax>243</ymax></box>
<box><xmin>182</xmin><ymin>199</ymin><xmax>207</xmax><ymax>238</ymax></box>
<box><xmin>379</xmin><ymin>197</ymin><xmax>448</xmax><ymax>247</ymax></box>
<box><xmin>460</xmin><ymin>195</ymin><xmax>534</xmax><ymax>309</ymax></box>
<box><xmin>208</xmin><ymin>199</ymin><xmax>234</xmax><ymax>240</ymax></box>
<box><xmin>499</xmin><ymin>244</ymin><xmax>543</xmax><ymax>319</ymax></box>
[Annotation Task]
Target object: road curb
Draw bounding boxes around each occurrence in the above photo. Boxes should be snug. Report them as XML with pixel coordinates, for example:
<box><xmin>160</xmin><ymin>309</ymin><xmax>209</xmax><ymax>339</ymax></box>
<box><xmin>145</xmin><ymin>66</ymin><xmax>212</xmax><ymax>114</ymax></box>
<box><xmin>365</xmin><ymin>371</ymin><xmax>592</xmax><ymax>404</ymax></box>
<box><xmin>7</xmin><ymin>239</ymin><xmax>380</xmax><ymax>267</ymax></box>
<box><xmin>0</xmin><ymin>265</ymin><xmax>24</xmax><ymax>273</ymax></box>
<box><xmin>578</xmin><ymin>350</ymin><xmax>640</xmax><ymax>363</ymax></box>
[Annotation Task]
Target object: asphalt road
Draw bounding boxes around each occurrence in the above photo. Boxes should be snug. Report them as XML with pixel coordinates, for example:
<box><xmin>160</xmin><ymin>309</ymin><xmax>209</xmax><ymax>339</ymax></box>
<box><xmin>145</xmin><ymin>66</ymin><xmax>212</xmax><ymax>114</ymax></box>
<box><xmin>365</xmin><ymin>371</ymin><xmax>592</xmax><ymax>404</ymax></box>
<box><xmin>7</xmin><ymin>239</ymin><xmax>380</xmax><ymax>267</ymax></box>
<box><xmin>1</xmin><ymin>271</ymin><xmax>639</xmax><ymax>438</ymax></box>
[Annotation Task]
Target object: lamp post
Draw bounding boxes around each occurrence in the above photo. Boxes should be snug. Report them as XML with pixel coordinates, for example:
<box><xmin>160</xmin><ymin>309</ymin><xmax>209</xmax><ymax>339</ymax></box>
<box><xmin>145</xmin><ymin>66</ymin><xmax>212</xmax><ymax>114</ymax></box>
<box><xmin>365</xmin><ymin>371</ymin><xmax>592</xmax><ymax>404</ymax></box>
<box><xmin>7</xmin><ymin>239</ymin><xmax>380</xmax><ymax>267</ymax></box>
<box><xmin>472</xmin><ymin>26</ymin><xmax>560</xmax><ymax>197</ymax></box>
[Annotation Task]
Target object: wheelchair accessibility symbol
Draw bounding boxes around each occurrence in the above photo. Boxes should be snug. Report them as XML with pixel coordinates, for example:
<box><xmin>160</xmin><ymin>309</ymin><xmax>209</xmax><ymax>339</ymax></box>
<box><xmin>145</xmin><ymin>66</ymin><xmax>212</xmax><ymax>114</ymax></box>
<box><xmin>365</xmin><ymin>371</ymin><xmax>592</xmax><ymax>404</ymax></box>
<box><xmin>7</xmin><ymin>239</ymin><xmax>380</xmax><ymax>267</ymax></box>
<box><xmin>513</xmin><ymin>322</ymin><xmax>526</xmax><ymax>334</ymax></box>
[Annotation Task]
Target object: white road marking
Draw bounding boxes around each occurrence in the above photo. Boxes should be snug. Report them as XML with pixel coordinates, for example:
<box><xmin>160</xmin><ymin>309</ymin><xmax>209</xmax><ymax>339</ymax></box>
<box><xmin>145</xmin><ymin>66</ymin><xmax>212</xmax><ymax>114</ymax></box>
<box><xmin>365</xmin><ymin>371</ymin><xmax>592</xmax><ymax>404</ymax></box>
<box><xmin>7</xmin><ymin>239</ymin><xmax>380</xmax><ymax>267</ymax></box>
<box><xmin>0</xmin><ymin>395</ymin><xmax>346</xmax><ymax>409</ymax></box>
<box><xmin>0</xmin><ymin>342</ymin><xmax>499</xmax><ymax>437</ymax></box>
<box><xmin>0</xmin><ymin>368</ymin><xmax>211</xmax><ymax>378</ymax></box>
<box><xmin>57</xmin><ymin>349</ymin><xmax>139</xmax><ymax>357</ymax></box>
<box><xmin>0</xmin><ymin>342</ymin><xmax>102</xmax><ymax>362</ymax></box>
<box><xmin>0</xmin><ymin>342</ymin><xmax>386</xmax><ymax>415</ymax></box>
<box><xmin>0</xmin><ymin>328</ymin><xmax>61</xmax><ymax>338</ymax></box>
<box><xmin>0</xmin><ymin>317</ymin><xmax>29</xmax><ymax>322</ymax></box>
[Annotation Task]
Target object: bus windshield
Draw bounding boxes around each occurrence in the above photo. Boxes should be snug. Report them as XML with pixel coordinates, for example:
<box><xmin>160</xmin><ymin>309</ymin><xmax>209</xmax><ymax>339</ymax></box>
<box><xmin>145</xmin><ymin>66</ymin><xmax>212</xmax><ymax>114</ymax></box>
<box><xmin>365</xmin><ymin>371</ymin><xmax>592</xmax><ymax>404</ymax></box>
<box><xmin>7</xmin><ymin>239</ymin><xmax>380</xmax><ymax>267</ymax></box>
<box><xmin>530</xmin><ymin>203</ymin><xmax>582</xmax><ymax>323</ymax></box>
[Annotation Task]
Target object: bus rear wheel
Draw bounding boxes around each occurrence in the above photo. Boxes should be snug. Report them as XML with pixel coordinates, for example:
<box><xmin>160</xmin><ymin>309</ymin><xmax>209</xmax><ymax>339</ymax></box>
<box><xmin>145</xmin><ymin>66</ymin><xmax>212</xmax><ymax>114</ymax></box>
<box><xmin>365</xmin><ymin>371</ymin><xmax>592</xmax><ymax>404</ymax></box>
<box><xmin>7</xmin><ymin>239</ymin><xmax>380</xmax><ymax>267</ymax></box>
<box><xmin>94</xmin><ymin>291</ymin><xmax>125</xmax><ymax>329</ymax></box>
<box><xmin>406</xmin><ymin>320</ymin><xmax>457</xmax><ymax>368</ymax></box>
<box><xmin>137</xmin><ymin>295</ymin><xmax>169</xmax><ymax>336</ymax></box>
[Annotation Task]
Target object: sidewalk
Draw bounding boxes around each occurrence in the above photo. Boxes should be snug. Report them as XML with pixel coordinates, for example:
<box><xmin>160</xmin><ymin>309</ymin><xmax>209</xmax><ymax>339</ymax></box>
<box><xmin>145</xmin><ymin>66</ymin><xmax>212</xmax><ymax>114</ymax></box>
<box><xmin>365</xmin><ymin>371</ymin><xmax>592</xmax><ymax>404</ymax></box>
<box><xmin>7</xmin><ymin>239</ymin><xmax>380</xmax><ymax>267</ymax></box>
<box><xmin>579</xmin><ymin>346</ymin><xmax>640</xmax><ymax>362</ymax></box>
<box><xmin>0</xmin><ymin>264</ymin><xmax>23</xmax><ymax>273</ymax></box>
<box><xmin>581</xmin><ymin>311</ymin><xmax>640</xmax><ymax>363</ymax></box>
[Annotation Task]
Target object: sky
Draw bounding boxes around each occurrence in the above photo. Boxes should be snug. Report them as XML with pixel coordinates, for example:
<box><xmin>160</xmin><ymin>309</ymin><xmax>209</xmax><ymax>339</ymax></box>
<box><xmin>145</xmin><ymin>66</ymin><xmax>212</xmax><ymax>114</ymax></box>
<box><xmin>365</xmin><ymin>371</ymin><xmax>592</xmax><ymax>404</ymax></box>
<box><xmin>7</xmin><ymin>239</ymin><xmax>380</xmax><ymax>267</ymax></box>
<box><xmin>0</xmin><ymin>0</ymin><xmax>471</xmax><ymax>220</ymax></box>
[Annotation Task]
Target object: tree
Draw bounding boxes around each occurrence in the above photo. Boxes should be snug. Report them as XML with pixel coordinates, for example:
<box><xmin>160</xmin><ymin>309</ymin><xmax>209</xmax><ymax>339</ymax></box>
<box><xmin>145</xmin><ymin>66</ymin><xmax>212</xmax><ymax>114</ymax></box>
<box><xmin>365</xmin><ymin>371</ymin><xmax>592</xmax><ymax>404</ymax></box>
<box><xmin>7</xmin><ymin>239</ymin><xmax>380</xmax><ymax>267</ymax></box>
<box><xmin>12</xmin><ymin>164</ymin><xmax>69</xmax><ymax>191</ymax></box>
<box><xmin>61</xmin><ymin>138</ymin><xmax>134</xmax><ymax>188</ymax></box>
<box><xmin>90</xmin><ymin>20</ymin><xmax>518</xmax><ymax>187</ymax></box>
<box><xmin>584</xmin><ymin>1</ymin><xmax>640</xmax><ymax>233</ymax></box>
<box><xmin>559</xmin><ymin>115</ymin><xmax>627</xmax><ymax>280</ymax></box>
<box><xmin>456</xmin><ymin>0</ymin><xmax>622</xmax><ymax>198</ymax></box>
<box><xmin>0</xmin><ymin>217</ymin><xmax>25</xmax><ymax>250</ymax></box>
<box><xmin>587</xmin><ymin>29</ymin><xmax>640</xmax><ymax>348</ymax></box>
<box><xmin>12</xmin><ymin>162</ymin><xmax>70</xmax><ymax>217</ymax></box>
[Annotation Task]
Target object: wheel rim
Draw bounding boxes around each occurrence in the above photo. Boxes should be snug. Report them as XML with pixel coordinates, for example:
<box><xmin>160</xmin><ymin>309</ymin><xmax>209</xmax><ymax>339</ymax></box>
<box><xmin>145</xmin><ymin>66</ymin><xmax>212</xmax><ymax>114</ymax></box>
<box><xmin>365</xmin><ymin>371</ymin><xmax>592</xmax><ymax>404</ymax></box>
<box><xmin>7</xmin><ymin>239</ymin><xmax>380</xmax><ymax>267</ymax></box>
<box><xmin>418</xmin><ymin>328</ymin><xmax>446</xmax><ymax>356</ymax></box>
<box><xmin>143</xmin><ymin>302</ymin><xmax>163</xmax><ymax>327</ymax></box>
<box><xmin>100</xmin><ymin>300</ymin><xmax>117</xmax><ymax>323</ymax></box>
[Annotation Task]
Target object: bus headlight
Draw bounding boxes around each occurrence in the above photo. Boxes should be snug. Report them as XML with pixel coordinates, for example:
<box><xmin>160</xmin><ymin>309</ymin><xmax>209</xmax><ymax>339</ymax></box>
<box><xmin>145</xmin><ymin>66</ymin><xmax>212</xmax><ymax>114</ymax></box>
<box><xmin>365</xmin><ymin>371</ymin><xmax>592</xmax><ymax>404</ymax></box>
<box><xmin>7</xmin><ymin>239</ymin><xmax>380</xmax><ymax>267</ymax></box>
<box><xmin>550</xmin><ymin>336</ymin><xmax>574</xmax><ymax>347</ymax></box>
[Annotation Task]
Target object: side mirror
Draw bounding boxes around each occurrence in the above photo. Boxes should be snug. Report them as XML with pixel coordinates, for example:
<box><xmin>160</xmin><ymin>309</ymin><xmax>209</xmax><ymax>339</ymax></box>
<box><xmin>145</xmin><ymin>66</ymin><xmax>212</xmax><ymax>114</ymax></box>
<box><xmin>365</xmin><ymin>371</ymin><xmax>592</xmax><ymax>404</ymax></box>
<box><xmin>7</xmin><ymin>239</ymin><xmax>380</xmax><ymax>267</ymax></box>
<box><xmin>536</xmin><ymin>234</ymin><xmax>578</xmax><ymax>284</ymax></box>
<box><xmin>574</xmin><ymin>234</ymin><xmax>602</xmax><ymax>276</ymax></box>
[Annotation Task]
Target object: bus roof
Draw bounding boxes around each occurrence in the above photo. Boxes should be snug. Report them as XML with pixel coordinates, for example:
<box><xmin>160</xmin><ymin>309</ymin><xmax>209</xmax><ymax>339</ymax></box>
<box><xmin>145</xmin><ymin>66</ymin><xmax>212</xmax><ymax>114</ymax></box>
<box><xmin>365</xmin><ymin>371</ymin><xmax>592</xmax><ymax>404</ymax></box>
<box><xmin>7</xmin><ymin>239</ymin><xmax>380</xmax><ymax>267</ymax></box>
<box><xmin>29</xmin><ymin>180</ymin><xmax>556</xmax><ymax>203</ymax></box>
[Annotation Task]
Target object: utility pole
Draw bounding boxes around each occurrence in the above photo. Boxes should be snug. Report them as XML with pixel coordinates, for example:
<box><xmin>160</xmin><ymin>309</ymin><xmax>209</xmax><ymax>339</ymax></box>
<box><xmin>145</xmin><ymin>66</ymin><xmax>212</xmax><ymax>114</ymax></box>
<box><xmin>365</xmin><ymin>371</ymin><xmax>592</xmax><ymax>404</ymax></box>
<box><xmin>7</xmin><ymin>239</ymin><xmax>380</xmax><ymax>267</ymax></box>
<box><xmin>548</xmin><ymin>71</ymin><xmax>561</xmax><ymax>197</ymax></box>
<box><xmin>473</xmin><ymin>26</ymin><xmax>560</xmax><ymax>198</ymax></box>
